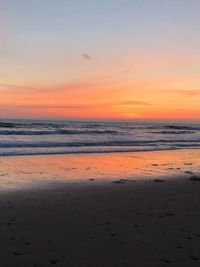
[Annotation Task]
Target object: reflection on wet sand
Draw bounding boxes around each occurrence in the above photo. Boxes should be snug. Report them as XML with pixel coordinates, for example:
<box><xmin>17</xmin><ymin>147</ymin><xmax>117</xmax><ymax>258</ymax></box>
<box><xmin>0</xmin><ymin>149</ymin><xmax>200</xmax><ymax>190</ymax></box>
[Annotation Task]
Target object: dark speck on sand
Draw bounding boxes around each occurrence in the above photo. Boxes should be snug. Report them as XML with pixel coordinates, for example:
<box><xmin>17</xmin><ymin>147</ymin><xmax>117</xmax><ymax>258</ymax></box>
<box><xmin>154</xmin><ymin>179</ymin><xmax>165</xmax><ymax>183</ymax></box>
<box><xmin>188</xmin><ymin>175</ymin><xmax>200</xmax><ymax>181</ymax></box>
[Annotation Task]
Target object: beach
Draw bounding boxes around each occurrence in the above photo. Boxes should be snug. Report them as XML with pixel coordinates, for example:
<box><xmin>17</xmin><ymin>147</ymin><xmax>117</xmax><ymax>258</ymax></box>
<box><xmin>0</xmin><ymin>177</ymin><xmax>200</xmax><ymax>267</ymax></box>
<box><xmin>2</xmin><ymin>0</ymin><xmax>200</xmax><ymax>265</ymax></box>
<box><xmin>0</xmin><ymin>150</ymin><xmax>200</xmax><ymax>266</ymax></box>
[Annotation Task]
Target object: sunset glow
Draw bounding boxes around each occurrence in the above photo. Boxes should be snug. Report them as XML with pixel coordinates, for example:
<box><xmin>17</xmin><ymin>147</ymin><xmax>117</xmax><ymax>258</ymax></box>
<box><xmin>1</xmin><ymin>1</ymin><xmax>200</xmax><ymax>121</ymax></box>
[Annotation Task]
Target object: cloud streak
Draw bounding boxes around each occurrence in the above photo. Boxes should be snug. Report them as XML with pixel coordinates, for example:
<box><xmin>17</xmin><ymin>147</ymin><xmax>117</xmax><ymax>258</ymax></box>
<box><xmin>0</xmin><ymin>100</ymin><xmax>149</xmax><ymax>110</ymax></box>
<box><xmin>160</xmin><ymin>90</ymin><xmax>200</xmax><ymax>96</ymax></box>
<box><xmin>0</xmin><ymin>83</ymin><xmax>44</xmax><ymax>91</ymax></box>
<box><xmin>0</xmin><ymin>81</ymin><xmax>95</xmax><ymax>94</ymax></box>
<box><xmin>114</xmin><ymin>100</ymin><xmax>150</xmax><ymax>106</ymax></box>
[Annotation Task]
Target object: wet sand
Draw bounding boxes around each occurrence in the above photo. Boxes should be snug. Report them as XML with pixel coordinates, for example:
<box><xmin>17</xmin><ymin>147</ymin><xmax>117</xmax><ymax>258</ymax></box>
<box><xmin>0</xmin><ymin>150</ymin><xmax>200</xmax><ymax>266</ymax></box>
<box><xmin>0</xmin><ymin>178</ymin><xmax>200</xmax><ymax>267</ymax></box>
<box><xmin>1</xmin><ymin>149</ymin><xmax>200</xmax><ymax>189</ymax></box>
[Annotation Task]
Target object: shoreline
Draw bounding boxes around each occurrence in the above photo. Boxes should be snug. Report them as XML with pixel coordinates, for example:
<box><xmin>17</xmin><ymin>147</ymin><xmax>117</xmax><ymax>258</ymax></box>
<box><xmin>1</xmin><ymin>146</ymin><xmax>200</xmax><ymax>158</ymax></box>
<box><xmin>0</xmin><ymin>148</ymin><xmax>200</xmax><ymax>191</ymax></box>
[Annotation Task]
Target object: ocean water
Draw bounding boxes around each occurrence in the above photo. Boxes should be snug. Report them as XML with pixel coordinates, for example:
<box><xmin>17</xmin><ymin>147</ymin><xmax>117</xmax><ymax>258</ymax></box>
<box><xmin>0</xmin><ymin>119</ymin><xmax>200</xmax><ymax>156</ymax></box>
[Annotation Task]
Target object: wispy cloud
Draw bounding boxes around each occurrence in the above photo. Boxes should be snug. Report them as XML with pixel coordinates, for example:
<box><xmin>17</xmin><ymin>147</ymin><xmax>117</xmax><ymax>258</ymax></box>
<box><xmin>0</xmin><ymin>100</ymin><xmax>149</xmax><ymax>110</ymax></box>
<box><xmin>114</xmin><ymin>100</ymin><xmax>150</xmax><ymax>106</ymax></box>
<box><xmin>160</xmin><ymin>89</ymin><xmax>200</xmax><ymax>96</ymax></box>
<box><xmin>0</xmin><ymin>81</ymin><xmax>93</xmax><ymax>93</ymax></box>
<box><xmin>0</xmin><ymin>83</ymin><xmax>44</xmax><ymax>91</ymax></box>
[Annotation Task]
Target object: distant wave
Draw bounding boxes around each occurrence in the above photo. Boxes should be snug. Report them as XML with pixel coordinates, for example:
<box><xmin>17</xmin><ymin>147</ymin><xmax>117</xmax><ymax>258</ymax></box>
<box><xmin>163</xmin><ymin>125</ymin><xmax>200</xmax><ymax>131</ymax></box>
<box><xmin>150</xmin><ymin>130</ymin><xmax>195</xmax><ymax>134</ymax></box>
<box><xmin>0</xmin><ymin>122</ymin><xmax>16</xmax><ymax>128</ymax></box>
<box><xmin>1</xmin><ymin>121</ymin><xmax>200</xmax><ymax>131</ymax></box>
<box><xmin>118</xmin><ymin>125</ymin><xmax>200</xmax><ymax>131</ymax></box>
<box><xmin>0</xmin><ymin>129</ymin><xmax>120</xmax><ymax>135</ymax></box>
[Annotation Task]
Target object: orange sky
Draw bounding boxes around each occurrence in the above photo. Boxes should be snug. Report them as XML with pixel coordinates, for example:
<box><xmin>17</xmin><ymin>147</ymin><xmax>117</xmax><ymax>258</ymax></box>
<box><xmin>1</xmin><ymin>1</ymin><xmax>200</xmax><ymax>121</ymax></box>
<box><xmin>1</xmin><ymin>73</ymin><xmax>200</xmax><ymax>121</ymax></box>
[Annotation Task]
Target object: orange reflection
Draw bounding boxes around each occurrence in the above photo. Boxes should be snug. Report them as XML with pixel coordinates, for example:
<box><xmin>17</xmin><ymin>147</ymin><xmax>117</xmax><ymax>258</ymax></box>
<box><xmin>0</xmin><ymin>149</ymin><xmax>200</xmax><ymax>190</ymax></box>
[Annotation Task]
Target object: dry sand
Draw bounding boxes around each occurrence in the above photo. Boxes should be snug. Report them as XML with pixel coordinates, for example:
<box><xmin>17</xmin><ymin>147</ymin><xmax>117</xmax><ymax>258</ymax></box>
<box><xmin>0</xmin><ymin>178</ymin><xmax>200</xmax><ymax>267</ymax></box>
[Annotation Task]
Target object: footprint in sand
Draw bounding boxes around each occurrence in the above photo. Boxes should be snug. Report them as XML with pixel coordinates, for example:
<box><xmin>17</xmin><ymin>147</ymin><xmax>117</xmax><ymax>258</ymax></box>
<box><xmin>162</xmin><ymin>258</ymin><xmax>172</xmax><ymax>264</ymax></box>
<box><xmin>13</xmin><ymin>252</ymin><xmax>21</xmax><ymax>256</ymax></box>
<box><xmin>49</xmin><ymin>259</ymin><xmax>58</xmax><ymax>264</ymax></box>
<box><xmin>189</xmin><ymin>176</ymin><xmax>200</xmax><ymax>181</ymax></box>
<box><xmin>189</xmin><ymin>254</ymin><xmax>199</xmax><ymax>261</ymax></box>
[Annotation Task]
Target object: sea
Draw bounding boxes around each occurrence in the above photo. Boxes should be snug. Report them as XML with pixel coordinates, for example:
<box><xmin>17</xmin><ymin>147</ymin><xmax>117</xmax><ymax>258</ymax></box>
<box><xmin>0</xmin><ymin>119</ymin><xmax>200</xmax><ymax>157</ymax></box>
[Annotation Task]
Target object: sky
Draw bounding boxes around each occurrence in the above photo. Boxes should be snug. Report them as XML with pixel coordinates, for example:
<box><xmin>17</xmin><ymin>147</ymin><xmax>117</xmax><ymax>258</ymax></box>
<box><xmin>0</xmin><ymin>0</ymin><xmax>200</xmax><ymax>121</ymax></box>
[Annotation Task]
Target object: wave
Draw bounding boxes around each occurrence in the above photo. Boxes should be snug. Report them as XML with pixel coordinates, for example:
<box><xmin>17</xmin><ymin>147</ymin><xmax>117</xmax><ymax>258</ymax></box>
<box><xmin>1</xmin><ymin>139</ymin><xmax>200</xmax><ymax>148</ymax></box>
<box><xmin>163</xmin><ymin>125</ymin><xmax>200</xmax><ymax>131</ymax></box>
<box><xmin>0</xmin><ymin>129</ymin><xmax>120</xmax><ymax>135</ymax></box>
<box><xmin>150</xmin><ymin>130</ymin><xmax>194</xmax><ymax>134</ymax></box>
<box><xmin>117</xmin><ymin>125</ymin><xmax>200</xmax><ymax>131</ymax></box>
<box><xmin>0</xmin><ymin>122</ymin><xmax>16</xmax><ymax>128</ymax></box>
<box><xmin>1</xmin><ymin>120</ymin><xmax>200</xmax><ymax>157</ymax></box>
<box><xmin>0</xmin><ymin>147</ymin><xmax>167</xmax><ymax>157</ymax></box>
<box><xmin>1</xmin><ymin>144</ymin><xmax>200</xmax><ymax>157</ymax></box>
